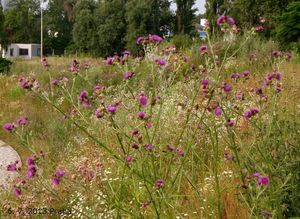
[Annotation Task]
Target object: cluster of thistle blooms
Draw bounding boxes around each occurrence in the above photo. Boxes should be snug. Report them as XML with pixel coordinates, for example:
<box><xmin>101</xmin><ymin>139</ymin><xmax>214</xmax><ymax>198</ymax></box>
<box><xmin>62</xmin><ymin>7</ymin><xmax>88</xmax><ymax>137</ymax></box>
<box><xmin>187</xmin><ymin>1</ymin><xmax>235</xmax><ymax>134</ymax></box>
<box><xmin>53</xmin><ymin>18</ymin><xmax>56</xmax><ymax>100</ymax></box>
<box><xmin>243</xmin><ymin>172</ymin><xmax>270</xmax><ymax>189</ymax></box>
<box><xmin>216</xmin><ymin>15</ymin><xmax>240</xmax><ymax>33</ymax></box>
<box><xmin>136</xmin><ymin>34</ymin><xmax>163</xmax><ymax>45</ymax></box>
<box><xmin>18</xmin><ymin>75</ymin><xmax>40</xmax><ymax>91</ymax></box>
<box><xmin>272</xmin><ymin>50</ymin><xmax>292</xmax><ymax>60</ymax></box>
<box><xmin>6</xmin><ymin>149</ymin><xmax>65</xmax><ymax>197</ymax></box>
<box><xmin>105</xmin><ymin>50</ymin><xmax>130</xmax><ymax>66</ymax></box>
<box><xmin>69</xmin><ymin>59</ymin><xmax>92</xmax><ymax>74</ymax></box>
<box><xmin>3</xmin><ymin>117</ymin><xmax>65</xmax><ymax>196</ymax></box>
<box><xmin>3</xmin><ymin>116</ymin><xmax>28</xmax><ymax>133</ymax></box>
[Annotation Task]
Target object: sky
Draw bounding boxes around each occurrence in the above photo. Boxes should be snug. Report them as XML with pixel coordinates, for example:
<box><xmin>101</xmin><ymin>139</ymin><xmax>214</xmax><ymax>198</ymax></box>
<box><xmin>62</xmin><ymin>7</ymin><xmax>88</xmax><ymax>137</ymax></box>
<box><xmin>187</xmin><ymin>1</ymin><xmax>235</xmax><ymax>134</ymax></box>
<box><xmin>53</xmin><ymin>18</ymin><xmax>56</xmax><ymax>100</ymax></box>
<box><xmin>171</xmin><ymin>0</ymin><xmax>206</xmax><ymax>15</ymax></box>
<box><xmin>194</xmin><ymin>0</ymin><xmax>206</xmax><ymax>14</ymax></box>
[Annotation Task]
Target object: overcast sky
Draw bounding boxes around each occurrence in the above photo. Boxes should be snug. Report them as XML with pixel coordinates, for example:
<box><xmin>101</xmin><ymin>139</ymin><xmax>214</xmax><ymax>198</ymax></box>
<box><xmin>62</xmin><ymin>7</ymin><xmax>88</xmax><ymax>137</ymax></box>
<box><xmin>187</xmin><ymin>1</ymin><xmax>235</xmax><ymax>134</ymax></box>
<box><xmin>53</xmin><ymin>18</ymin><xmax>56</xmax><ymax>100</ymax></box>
<box><xmin>171</xmin><ymin>0</ymin><xmax>206</xmax><ymax>14</ymax></box>
<box><xmin>194</xmin><ymin>0</ymin><xmax>206</xmax><ymax>14</ymax></box>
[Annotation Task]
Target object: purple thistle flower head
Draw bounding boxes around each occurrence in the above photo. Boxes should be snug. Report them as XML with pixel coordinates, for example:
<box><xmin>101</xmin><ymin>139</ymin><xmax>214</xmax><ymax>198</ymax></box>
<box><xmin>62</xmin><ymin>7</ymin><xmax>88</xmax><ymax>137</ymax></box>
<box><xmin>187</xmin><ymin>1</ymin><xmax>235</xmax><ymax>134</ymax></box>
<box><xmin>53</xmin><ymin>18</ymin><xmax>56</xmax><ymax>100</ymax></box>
<box><xmin>79</xmin><ymin>90</ymin><xmax>88</xmax><ymax>101</ymax></box>
<box><xmin>7</xmin><ymin>160</ymin><xmax>19</xmax><ymax>172</ymax></box>
<box><xmin>144</xmin><ymin>144</ymin><xmax>153</xmax><ymax>151</ymax></box>
<box><xmin>285</xmin><ymin>52</ymin><xmax>292</xmax><ymax>60</ymax></box>
<box><xmin>243</xmin><ymin>70</ymin><xmax>250</xmax><ymax>77</ymax></box>
<box><xmin>55</xmin><ymin>170</ymin><xmax>65</xmax><ymax>178</ymax></box>
<box><xmin>255</xmin><ymin>25</ymin><xmax>264</xmax><ymax>32</ymax></box>
<box><xmin>214</xmin><ymin>107</ymin><xmax>223</xmax><ymax>117</ymax></box>
<box><xmin>93</xmin><ymin>84</ymin><xmax>105</xmax><ymax>96</ymax></box>
<box><xmin>226</xmin><ymin>119</ymin><xmax>235</xmax><ymax>127</ymax></box>
<box><xmin>145</xmin><ymin>122</ymin><xmax>153</xmax><ymax>129</ymax></box>
<box><xmin>149</xmin><ymin>34</ymin><xmax>163</xmax><ymax>43</ymax></box>
<box><xmin>276</xmin><ymin>72</ymin><xmax>281</xmax><ymax>81</ymax></box>
<box><xmin>223</xmin><ymin>83</ymin><xmax>232</xmax><ymax>93</ymax></box>
<box><xmin>107</xmin><ymin>104</ymin><xmax>117</xmax><ymax>114</ymax></box>
<box><xmin>17</xmin><ymin>116</ymin><xmax>28</xmax><ymax>126</ymax></box>
<box><xmin>202</xmin><ymin>79</ymin><xmax>209</xmax><ymax>89</ymax></box>
<box><xmin>139</xmin><ymin>93</ymin><xmax>148</xmax><ymax>106</ymax></box>
<box><xmin>217</xmin><ymin>15</ymin><xmax>227</xmax><ymax>25</ymax></box>
<box><xmin>136</xmin><ymin>36</ymin><xmax>144</xmax><ymax>44</ymax></box>
<box><xmin>176</xmin><ymin>148</ymin><xmax>184</xmax><ymax>157</ymax></box>
<box><xmin>266</xmin><ymin>73</ymin><xmax>275</xmax><ymax>81</ymax></box>
<box><xmin>250</xmin><ymin>107</ymin><xmax>259</xmax><ymax>115</ymax></box>
<box><xmin>69</xmin><ymin>59</ymin><xmax>80</xmax><ymax>73</ymax></box>
<box><xmin>95</xmin><ymin>108</ymin><xmax>102</xmax><ymax>118</ymax></box>
<box><xmin>105</xmin><ymin>57</ymin><xmax>113</xmax><ymax>65</ymax></box>
<box><xmin>155</xmin><ymin>179</ymin><xmax>165</xmax><ymax>188</ymax></box>
<box><xmin>131</xmin><ymin>129</ymin><xmax>139</xmax><ymax>136</ymax></box>
<box><xmin>253</xmin><ymin>172</ymin><xmax>260</xmax><ymax>177</ymax></box>
<box><xmin>13</xmin><ymin>186</ymin><xmax>22</xmax><ymax>197</ymax></box>
<box><xmin>52</xmin><ymin>177</ymin><xmax>60</xmax><ymax>186</ymax></box>
<box><xmin>123</xmin><ymin>50</ymin><xmax>130</xmax><ymax>56</ymax></box>
<box><xmin>51</xmin><ymin>79</ymin><xmax>59</xmax><ymax>86</ymax></box>
<box><xmin>235</xmin><ymin>90</ymin><xmax>243</xmax><ymax>100</ymax></box>
<box><xmin>124</xmin><ymin>71</ymin><xmax>135</xmax><ymax>80</ymax></box>
<box><xmin>199</xmin><ymin>45</ymin><xmax>208</xmax><ymax>54</ymax></box>
<box><xmin>79</xmin><ymin>90</ymin><xmax>91</xmax><ymax>107</ymax></box>
<box><xmin>3</xmin><ymin>123</ymin><xmax>15</xmax><ymax>132</ymax></box>
<box><xmin>131</xmin><ymin>143</ymin><xmax>139</xmax><ymax>149</ymax></box>
<box><xmin>226</xmin><ymin>16</ymin><xmax>235</xmax><ymax>25</ymax></box>
<box><xmin>125</xmin><ymin>155</ymin><xmax>133</xmax><ymax>163</ymax></box>
<box><xmin>27</xmin><ymin>156</ymin><xmax>35</xmax><ymax>166</ymax></box>
<box><xmin>243</xmin><ymin>110</ymin><xmax>252</xmax><ymax>119</ymax></box>
<box><xmin>155</xmin><ymin>58</ymin><xmax>166</xmax><ymax>66</ymax></box>
<box><xmin>258</xmin><ymin>175</ymin><xmax>269</xmax><ymax>186</ymax></box>
<box><xmin>272</xmin><ymin>50</ymin><xmax>280</xmax><ymax>57</ymax></box>
<box><xmin>27</xmin><ymin>165</ymin><xmax>37</xmax><ymax>179</ymax></box>
<box><xmin>231</xmin><ymin>73</ymin><xmax>241</xmax><ymax>79</ymax></box>
<box><xmin>138</xmin><ymin>111</ymin><xmax>146</xmax><ymax>119</ymax></box>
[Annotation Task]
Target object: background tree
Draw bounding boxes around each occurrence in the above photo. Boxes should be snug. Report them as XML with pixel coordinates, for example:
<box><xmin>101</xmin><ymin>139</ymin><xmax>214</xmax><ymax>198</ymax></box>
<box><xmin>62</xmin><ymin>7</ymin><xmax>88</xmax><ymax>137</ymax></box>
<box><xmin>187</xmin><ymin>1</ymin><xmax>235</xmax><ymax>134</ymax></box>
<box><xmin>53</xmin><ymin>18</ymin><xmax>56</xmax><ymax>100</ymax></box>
<box><xmin>174</xmin><ymin>0</ymin><xmax>196</xmax><ymax>34</ymax></box>
<box><xmin>44</xmin><ymin>0</ymin><xmax>73</xmax><ymax>55</ymax></box>
<box><xmin>277</xmin><ymin>2</ymin><xmax>300</xmax><ymax>52</ymax></box>
<box><xmin>94</xmin><ymin>0</ymin><xmax>126</xmax><ymax>57</ymax></box>
<box><xmin>72</xmin><ymin>0</ymin><xmax>97</xmax><ymax>54</ymax></box>
<box><xmin>4</xmin><ymin>0</ymin><xmax>40</xmax><ymax>43</ymax></box>
<box><xmin>125</xmin><ymin>0</ymin><xmax>173</xmax><ymax>54</ymax></box>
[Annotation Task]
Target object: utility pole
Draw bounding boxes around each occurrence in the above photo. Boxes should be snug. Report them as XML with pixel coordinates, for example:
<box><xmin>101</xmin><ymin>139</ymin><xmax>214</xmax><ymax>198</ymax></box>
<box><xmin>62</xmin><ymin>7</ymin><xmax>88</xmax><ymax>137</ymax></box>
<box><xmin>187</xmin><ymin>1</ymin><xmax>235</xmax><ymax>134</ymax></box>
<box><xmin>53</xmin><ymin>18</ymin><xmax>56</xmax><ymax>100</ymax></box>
<box><xmin>40</xmin><ymin>0</ymin><xmax>43</xmax><ymax>59</ymax></box>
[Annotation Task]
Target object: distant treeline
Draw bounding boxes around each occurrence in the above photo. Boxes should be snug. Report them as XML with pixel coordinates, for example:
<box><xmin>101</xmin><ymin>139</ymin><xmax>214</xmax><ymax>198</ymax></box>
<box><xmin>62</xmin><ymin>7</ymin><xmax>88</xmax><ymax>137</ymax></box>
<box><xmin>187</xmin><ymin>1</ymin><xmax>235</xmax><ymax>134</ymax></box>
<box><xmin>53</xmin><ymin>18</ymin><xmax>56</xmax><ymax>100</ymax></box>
<box><xmin>0</xmin><ymin>0</ymin><xmax>299</xmax><ymax>56</ymax></box>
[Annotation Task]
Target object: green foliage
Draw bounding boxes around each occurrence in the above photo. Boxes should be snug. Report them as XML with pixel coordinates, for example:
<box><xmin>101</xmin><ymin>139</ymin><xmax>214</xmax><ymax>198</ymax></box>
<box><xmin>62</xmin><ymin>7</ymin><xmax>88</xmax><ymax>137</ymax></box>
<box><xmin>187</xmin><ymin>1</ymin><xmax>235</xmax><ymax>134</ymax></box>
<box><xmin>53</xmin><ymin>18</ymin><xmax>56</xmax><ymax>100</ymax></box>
<box><xmin>125</xmin><ymin>0</ymin><xmax>174</xmax><ymax>55</ymax></box>
<box><xmin>94</xmin><ymin>0</ymin><xmax>126</xmax><ymax>56</ymax></box>
<box><xmin>72</xmin><ymin>0</ymin><xmax>97</xmax><ymax>54</ymax></box>
<box><xmin>206</xmin><ymin>0</ymin><xmax>298</xmax><ymax>37</ymax></box>
<box><xmin>175</xmin><ymin>0</ymin><xmax>196</xmax><ymax>34</ymax></box>
<box><xmin>44</xmin><ymin>0</ymin><xmax>73</xmax><ymax>55</ymax></box>
<box><xmin>0</xmin><ymin>57</ymin><xmax>12</xmax><ymax>73</ymax></box>
<box><xmin>4</xmin><ymin>0</ymin><xmax>40</xmax><ymax>43</ymax></box>
<box><xmin>277</xmin><ymin>2</ymin><xmax>300</xmax><ymax>49</ymax></box>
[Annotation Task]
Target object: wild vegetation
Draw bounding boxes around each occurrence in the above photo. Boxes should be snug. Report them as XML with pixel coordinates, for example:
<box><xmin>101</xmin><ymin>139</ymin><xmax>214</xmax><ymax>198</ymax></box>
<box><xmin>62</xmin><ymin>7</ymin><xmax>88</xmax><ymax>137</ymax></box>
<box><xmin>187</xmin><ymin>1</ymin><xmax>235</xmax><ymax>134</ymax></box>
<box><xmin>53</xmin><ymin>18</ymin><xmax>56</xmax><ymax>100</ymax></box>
<box><xmin>0</xmin><ymin>17</ymin><xmax>299</xmax><ymax>218</ymax></box>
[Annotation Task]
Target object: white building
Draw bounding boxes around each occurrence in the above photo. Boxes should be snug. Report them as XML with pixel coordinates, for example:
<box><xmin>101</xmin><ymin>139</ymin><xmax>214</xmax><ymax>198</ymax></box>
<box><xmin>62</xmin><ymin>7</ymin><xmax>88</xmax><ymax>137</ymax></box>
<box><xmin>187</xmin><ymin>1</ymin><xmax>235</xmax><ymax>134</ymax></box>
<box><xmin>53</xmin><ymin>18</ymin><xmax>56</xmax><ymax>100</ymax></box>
<box><xmin>2</xmin><ymin>44</ymin><xmax>41</xmax><ymax>59</ymax></box>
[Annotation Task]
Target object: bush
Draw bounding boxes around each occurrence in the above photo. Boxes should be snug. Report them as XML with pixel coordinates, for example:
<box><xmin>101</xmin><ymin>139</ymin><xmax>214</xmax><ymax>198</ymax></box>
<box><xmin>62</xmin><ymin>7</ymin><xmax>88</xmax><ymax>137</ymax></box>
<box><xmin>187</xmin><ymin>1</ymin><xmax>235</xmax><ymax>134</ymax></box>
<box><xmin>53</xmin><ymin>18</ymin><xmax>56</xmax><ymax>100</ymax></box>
<box><xmin>171</xmin><ymin>34</ymin><xmax>192</xmax><ymax>49</ymax></box>
<box><xmin>0</xmin><ymin>57</ymin><xmax>12</xmax><ymax>74</ymax></box>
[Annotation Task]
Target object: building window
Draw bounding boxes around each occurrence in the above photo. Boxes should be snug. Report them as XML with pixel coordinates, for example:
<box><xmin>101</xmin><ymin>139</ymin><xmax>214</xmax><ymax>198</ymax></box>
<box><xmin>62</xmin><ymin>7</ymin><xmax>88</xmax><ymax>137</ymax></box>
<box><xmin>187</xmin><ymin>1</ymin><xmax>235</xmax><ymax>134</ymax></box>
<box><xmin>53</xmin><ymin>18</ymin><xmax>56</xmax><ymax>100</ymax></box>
<box><xmin>19</xmin><ymin>48</ymin><xmax>29</xmax><ymax>56</ymax></box>
<box><xmin>10</xmin><ymin>48</ymin><xmax>14</xmax><ymax>56</ymax></box>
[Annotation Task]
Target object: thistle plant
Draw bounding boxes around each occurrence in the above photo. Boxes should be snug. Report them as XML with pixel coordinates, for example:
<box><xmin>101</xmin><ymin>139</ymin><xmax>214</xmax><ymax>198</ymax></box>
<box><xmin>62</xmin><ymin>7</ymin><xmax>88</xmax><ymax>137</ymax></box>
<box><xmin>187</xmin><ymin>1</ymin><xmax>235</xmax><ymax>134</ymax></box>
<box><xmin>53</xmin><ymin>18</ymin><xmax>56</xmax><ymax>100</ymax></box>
<box><xmin>1</xmin><ymin>17</ymin><xmax>298</xmax><ymax>219</ymax></box>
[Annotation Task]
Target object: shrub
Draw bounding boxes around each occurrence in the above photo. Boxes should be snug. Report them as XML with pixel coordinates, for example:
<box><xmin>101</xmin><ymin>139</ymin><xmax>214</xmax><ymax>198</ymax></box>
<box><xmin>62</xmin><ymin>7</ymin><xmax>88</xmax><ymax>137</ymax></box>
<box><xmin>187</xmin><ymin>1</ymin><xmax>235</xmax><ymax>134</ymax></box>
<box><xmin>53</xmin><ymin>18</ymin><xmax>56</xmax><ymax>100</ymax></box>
<box><xmin>0</xmin><ymin>57</ymin><xmax>12</xmax><ymax>74</ymax></box>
